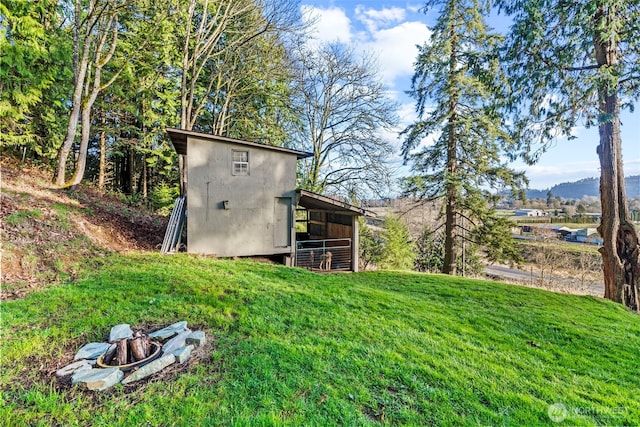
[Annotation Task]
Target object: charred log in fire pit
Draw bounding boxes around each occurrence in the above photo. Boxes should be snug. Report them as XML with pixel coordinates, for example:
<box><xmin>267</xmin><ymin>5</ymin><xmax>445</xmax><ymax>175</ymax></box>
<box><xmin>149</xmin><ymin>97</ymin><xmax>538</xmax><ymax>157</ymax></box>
<box><xmin>97</xmin><ymin>333</ymin><xmax>161</xmax><ymax>371</ymax></box>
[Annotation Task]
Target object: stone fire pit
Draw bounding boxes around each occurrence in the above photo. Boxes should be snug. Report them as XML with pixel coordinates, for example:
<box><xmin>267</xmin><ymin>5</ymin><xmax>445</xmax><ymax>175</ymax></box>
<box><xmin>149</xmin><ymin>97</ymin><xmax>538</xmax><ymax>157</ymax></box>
<box><xmin>56</xmin><ymin>321</ymin><xmax>205</xmax><ymax>391</ymax></box>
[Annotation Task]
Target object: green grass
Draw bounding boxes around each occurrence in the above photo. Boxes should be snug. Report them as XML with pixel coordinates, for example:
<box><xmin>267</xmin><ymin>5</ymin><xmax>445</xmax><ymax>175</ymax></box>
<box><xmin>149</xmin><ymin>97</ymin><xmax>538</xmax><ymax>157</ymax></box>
<box><xmin>1</xmin><ymin>254</ymin><xmax>639</xmax><ymax>426</ymax></box>
<box><xmin>5</xmin><ymin>209</ymin><xmax>42</xmax><ymax>225</ymax></box>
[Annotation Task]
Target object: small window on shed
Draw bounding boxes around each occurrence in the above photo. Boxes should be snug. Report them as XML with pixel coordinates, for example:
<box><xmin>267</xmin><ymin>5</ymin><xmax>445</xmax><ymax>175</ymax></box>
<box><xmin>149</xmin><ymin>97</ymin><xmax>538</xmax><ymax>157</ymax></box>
<box><xmin>232</xmin><ymin>150</ymin><xmax>249</xmax><ymax>175</ymax></box>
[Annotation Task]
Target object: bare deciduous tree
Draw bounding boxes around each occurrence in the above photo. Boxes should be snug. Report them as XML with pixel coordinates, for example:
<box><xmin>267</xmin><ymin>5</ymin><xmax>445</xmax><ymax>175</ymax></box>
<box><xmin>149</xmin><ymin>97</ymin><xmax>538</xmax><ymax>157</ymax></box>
<box><xmin>56</xmin><ymin>0</ymin><xmax>120</xmax><ymax>186</ymax></box>
<box><xmin>173</xmin><ymin>0</ymin><xmax>301</xmax><ymax>193</ymax></box>
<box><xmin>292</xmin><ymin>43</ymin><xmax>398</xmax><ymax>198</ymax></box>
<box><xmin>55</xmin><ymin>0</ymin><xmax>160</xmax><ymax>188</ymax></box>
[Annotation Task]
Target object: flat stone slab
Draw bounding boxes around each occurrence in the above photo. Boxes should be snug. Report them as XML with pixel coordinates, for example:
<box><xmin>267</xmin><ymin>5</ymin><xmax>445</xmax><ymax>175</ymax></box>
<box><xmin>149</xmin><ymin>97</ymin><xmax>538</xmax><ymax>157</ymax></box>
<box><xmin>56</xmin><ymin>359</ymin><xmax>95</xmax><ymax>377</ymax></box>
<box><xmin>173</xmin><ymin>345</ymin><xmax>194</xmax><ymax>364</ymax></box>
<box><xmin>148</xmin><ymin>321</ymin><xmax>188</xmax><ymax>341</ymax></box>
<box><xmin>109</xmin><ymin>324</ymin><xmax>133</xmax><ymax>342</ymax></box>
<box><xmin>74</xmin><ymin>342</ymin><xmax>112</xmax><ymax>361</ymax></box>
<box><xmin>161</xmin><ymin>329</ymin><xmax>192</xmax><ymax>355</ymax></box>
<box><xmin>185</xmin><ymin>331</ymin><xmax>205</xmax><ymax>347</ymax></box>
<box><xmin>121</xmin><ymin>354</ymin><xmax>176</xmax><ymax>385</ymax></box>
<box><xmin>72</xmin><ymin>368</ymin><xmax>123</xmax><ymax>391</ymax></box>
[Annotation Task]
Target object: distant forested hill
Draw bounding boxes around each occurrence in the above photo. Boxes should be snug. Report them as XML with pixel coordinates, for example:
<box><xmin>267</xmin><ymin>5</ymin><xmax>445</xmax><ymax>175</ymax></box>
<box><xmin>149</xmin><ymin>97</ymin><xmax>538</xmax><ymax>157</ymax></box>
<box><xmin>526</xmin><ymin>176</ymin><xmax>640</xmax><ymax>199</ymax></box>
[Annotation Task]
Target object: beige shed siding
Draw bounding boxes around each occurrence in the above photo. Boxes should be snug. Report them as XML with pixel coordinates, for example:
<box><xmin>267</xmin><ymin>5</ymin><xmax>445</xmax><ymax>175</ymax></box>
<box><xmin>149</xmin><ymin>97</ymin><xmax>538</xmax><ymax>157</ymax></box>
<box><xmin>274</xmin><ymin>197</ymin><xmax>292</xmax><ymax>248</ymax></box>
<box><xmin>186</xmin><ymin>137</ymin><xmax>297</xmax><ymax>257</ymax></box>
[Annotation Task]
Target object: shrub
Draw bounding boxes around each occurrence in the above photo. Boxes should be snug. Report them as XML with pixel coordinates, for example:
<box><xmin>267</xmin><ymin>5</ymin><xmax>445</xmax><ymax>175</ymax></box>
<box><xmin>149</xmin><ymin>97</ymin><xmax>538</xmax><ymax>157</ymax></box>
<box><xmin>150</xmin><ymin>182</ymin><xmax>179</xmax><ymax>215</ymax></box>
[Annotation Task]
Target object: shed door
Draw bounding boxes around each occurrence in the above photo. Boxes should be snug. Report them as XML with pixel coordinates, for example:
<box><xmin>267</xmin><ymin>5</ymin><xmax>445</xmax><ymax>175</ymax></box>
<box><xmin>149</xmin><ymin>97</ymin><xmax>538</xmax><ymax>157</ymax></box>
<box><xmin>274</xmin><ymin>197</ymin><xmax>291</xmax><ymax>248</ymax></box>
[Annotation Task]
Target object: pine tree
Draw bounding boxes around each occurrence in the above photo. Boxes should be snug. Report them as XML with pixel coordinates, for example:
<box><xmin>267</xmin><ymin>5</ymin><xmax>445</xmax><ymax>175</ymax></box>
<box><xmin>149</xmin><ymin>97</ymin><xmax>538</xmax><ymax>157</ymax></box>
<box><xmin>402</xmin><ymin>0</ymin><xmax>525</xmax><ymax>276</ymax></box>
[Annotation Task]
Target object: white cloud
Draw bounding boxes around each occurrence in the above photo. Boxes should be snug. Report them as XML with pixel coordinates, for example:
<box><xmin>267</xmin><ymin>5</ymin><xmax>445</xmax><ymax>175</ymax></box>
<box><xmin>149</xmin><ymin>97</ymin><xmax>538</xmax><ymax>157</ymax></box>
<box><xmin>625</xmin><ymin>158</ymin><xmax>640</xmax><ymax>172</ymax></box>
<box><xmin>300</xmin><ymin>5</ymin><xmax>352</xmax><ymax>46</ymax></box>
<box><xmin>300</xmin><ymin>4</ymin><xmax>431</xmax><ymax>85</ymax></box>
<box><xmin>406</xmin><ymin>3</ymin><xmax>423</xmax><ymax>13</ymax></box>
<box><xmin>398</xmin><ymin>101</ymin><xmax>418</xmax><ymax>124</ymax></box>
<box><xmin>355</xmin><ymin>6</ymin><xmax>406</xmax><ymax>32</ymax></box>
<box><xmin>363</xmin><ymin>21</ymin><xmax>431</xmax><ymax>84</ymax></box>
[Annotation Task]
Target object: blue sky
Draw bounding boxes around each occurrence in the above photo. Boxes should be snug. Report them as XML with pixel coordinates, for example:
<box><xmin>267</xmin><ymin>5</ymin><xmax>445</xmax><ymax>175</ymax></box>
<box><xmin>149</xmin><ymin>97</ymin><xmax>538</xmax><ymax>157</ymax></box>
<box><xmin>299</xmin><ymin>1</ymin><xmax>640</xmax><ymax>192</ymax></box>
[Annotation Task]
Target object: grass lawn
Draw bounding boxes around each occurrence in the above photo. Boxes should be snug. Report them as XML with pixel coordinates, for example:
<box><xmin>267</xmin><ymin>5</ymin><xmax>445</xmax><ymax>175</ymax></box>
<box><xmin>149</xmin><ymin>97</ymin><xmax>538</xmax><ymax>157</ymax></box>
<box><xmin>1</xmin><ymin>254</ymin><xmax>639</xmax><ymax>426</ymax></box>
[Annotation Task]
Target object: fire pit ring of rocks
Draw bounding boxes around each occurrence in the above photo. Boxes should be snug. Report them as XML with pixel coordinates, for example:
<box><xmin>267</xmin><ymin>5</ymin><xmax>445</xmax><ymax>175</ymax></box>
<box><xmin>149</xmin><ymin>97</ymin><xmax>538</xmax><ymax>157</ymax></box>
<box><xmin>95</xmin><ymin>341</ymin><xmax>162</xmax><ymax>371</ymax></box>
<box><xmin>60</xmin><ymin>321</ymin><xmax>207</xmax><ymax>391</ymax></box>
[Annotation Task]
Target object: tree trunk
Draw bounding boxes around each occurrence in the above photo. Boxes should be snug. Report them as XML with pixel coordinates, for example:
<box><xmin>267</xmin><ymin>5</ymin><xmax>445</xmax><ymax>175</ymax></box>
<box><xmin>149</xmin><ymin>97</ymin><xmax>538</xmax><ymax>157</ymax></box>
<box><xmin>56</xmin><ymin>0</ymin><xmax>93</xmax><ymax>187</ymax></box>
<box><xmin>127</xmin><ymin>147</ymin><xmax>135</xmax><ymax>195</ymax></box>
<box><xmin>443</xmin><ymin>110</ymin><xmax>458</xmax><ymax>275</ymax></box>
<box><xmin>70</xmin><ymin>105</ymin><xmax>90</xmax><ymax>187</ymax></box>
<box><xmin>443</xmin><ymin>191</ymin><xmax>457</xmax><ymax>275</ymax></box>
<box><xmin>596</xmin><ymin>93</ymin><xmax>640</xmax><ymax>311</ymax></box>
<box><xmin>443</xmin><ymin>127</ymin><xmax>458</xmax><ymax>275</ymax></box>
<box><xmin>55</xmin><ymin>101</ymin><xmax>82</xmax><ymax>186</ymax></box>
<box><xmin>142</xmin><ymin>153</ymin><xmax>148</xmax><ymax>200</ymax></box>
<box><xmin>69</xmin><ymin>88</ymin><xmax>98</xmax><ymax>188</ymax></box>
<box><xmin>178</xmin><ymin>2</ymin><xmax>195</xmax><ymax>197</ymax></box>
<box><xmin>594</xmin><ymin>6</ymin><xmax>640</xmax><ymax>311</ymax></box>
<box><xmin>98</xmin><ymin>114</ymin><xmax>107</xmax><ymax>191</ymax></box>
<box><xmin>443</xmin><ymin>20</ymin><xmax>459</xmax><ymax>276</ymax></box>
<box><xmin>121</xmin><ymin>146</ymin><xmax>131</xmax><ymax>194</ymax></box>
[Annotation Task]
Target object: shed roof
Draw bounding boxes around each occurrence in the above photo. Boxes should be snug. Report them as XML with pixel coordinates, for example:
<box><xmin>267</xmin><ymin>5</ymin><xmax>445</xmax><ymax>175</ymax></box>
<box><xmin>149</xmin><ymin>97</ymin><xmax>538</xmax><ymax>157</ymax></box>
<box><xmin>166</xmin><ymin>128</ymin><xmax>313</xmax><ymax>159</ymax></box>
<box><xmin>296</xmin><ymin>189</ymin><xmax>369</xmax><ymax>216</ymax></box>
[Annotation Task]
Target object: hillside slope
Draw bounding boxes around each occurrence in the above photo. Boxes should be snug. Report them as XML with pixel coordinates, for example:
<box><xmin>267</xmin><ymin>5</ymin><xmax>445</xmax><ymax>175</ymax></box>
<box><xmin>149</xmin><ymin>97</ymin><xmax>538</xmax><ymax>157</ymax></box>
<box><xmin>1</xmin><ymin>156</ymin><xmax>167</xmax><ymax>299</ymax></box>
<box><xmin>525</xmin><ymin>175</ymin><xmax>640</xmax><ymax>199</ymax></box>
<box><xmin>2</xmin><ymin>255</ymin><xmax>639</xmax><ymax>425</ymax></box>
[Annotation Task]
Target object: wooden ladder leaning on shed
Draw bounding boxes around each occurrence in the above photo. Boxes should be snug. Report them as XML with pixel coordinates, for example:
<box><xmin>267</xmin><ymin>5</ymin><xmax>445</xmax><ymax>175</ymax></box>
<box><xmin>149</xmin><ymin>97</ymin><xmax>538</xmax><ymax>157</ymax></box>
<box><xmin>161</xmin><ymin>197</ymin><xmax>186</xmax><ymax>254</ymax></box>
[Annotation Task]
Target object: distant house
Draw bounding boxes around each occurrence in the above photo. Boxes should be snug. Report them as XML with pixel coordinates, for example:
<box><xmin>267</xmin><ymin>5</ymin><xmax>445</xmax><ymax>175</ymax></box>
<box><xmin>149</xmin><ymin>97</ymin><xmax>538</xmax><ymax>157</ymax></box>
<box><xmin>166</xmin><ymin>128</ymin><xmax>365</xmax><ymax>272</ymax></box>
<box><xmin>514</xmin><ymin>209</ymin><xmax>546</xmax><ymax>217</ymax></box>
<box><xmin>575</xmin><ymin>228</ymin><xmax>603</xmax><ymax>245</ymax></box>
<box><xmin>556</xmin><ymin>226</ymin><xmax>576</xmax><ymax>240</ymax></box>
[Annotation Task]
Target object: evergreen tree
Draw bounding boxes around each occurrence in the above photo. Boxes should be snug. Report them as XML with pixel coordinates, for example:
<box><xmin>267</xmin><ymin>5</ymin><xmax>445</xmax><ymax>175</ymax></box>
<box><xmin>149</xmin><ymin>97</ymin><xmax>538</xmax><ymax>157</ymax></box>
<box><xmin>0</xmin><ymin>0</ymin><xmax>71</xmax><ymax>158</ymax></box>
<box><xmin>89</xmin><ymin>1</ymin><xmax>181</xmax><ymax>197</ymax></box>
<box><xmin>378</xmin><ymin>215</ymin><xmax>416</xmax><ymax>271</ymax></box>
<box><xmin>414</xmin><ymin>227</ymin><xmax>445</xmax><ymax>273</ymax></box>
<box><xmin>358</xmin><ymin>217</ymin><xmax>383</xmax><ymax>271</ymax></box>
<box><xmin>498</xmin><ymin>0</ymin><xmax>640</xmax><ymax>311</ymax></box>
<box><xmin>402</xmin><ymin>0</ymin><xmax>525</xmax><ymax>276</ymax></box>
<box><xmin>415</xmin><ymin>225</ymin><xmax>488</xmax><ymax>275</ymax></box>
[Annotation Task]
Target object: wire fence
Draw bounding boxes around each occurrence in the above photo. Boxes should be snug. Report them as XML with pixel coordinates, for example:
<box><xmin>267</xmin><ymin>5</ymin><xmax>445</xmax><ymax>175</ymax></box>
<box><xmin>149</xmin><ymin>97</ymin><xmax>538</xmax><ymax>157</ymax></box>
<box><xmin>295</xmin><ymin>238</ymin><xmax>352</xmax><ymax>271</ymax></box>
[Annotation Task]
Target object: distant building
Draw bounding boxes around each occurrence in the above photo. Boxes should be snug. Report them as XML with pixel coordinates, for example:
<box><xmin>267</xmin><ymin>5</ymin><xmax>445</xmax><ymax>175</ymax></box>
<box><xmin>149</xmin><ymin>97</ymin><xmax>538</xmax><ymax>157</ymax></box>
<box><xmin>575</xmin><ymin>228</ymin><xmax>603</xmax><ymax>245</ymax></box>
<box><xmin>514</xmin><ymin>209</ymin><xmax>546</xmax><ymax>217</ymax></box>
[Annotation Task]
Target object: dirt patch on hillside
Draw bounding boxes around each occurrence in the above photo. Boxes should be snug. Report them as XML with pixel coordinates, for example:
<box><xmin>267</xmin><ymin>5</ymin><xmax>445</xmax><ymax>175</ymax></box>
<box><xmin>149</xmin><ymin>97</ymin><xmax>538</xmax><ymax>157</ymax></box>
<box><xmin>1</xmin><ymin>156</ymin><xmax>168</xmax><ymax>300</ymax></box>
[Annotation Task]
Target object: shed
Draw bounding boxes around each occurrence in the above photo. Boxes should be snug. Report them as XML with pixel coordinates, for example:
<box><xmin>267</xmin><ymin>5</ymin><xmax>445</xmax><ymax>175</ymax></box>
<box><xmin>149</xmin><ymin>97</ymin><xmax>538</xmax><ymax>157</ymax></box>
<box><xmin>165</xmin><ymin>128</ymin><xmax>365</xmax><ymax>272</ymax></box>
